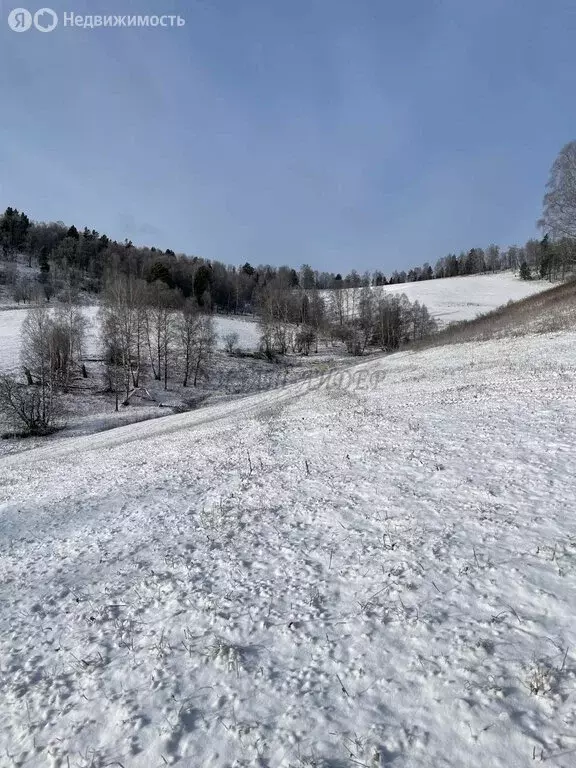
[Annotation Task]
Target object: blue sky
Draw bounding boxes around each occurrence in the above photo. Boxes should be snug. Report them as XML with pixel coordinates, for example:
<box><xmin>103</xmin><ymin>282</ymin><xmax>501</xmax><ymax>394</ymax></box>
<box><xmin>1</xmin><ymin>0</ymin><xmax>575</xmax><ymax>273</ymax></box>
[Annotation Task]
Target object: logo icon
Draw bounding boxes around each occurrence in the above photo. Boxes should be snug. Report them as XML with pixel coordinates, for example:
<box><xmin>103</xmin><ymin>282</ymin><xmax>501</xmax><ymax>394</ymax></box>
<box><xmin>8</xmin><ymin>7</ymin><xmax>33</xmax><ymax>31</ymax></box>
<box><xmin>34</xmin><ymin>7</ymin><xmax>57</xmax><ymax>31</ymax></box>
<box><xmin>7</xmin><ymin>7</ymin><xmax>58</xmax><ymax>32</ymax></box>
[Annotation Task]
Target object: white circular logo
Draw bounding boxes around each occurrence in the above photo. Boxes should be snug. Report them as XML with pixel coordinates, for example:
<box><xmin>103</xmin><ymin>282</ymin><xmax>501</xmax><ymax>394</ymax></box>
<box><xmin>34</xmin><ymin>7</ymin><xmax>58</xmax><ymax>32</ymax></box>
<box><xmin>8</xmin><ymin>7</ymin><xmax>33</xmax><ymax>31</ymax></box>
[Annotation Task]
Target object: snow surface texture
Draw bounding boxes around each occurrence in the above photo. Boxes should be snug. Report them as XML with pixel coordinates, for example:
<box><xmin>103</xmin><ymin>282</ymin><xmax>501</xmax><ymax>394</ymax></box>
<box><xmin>1</xmin><ymin>330</ymin><xmax>576</xmax><ymax>767</ymax></box>
<box><xmin>322</xmin><ymin>272</ymin><xmax>551</xmax><ymax>326</ymax></box>
<box><xmin>0</xmin><ymin>308</ymin><xmax>261</xmax><ymax>374</ymax></box>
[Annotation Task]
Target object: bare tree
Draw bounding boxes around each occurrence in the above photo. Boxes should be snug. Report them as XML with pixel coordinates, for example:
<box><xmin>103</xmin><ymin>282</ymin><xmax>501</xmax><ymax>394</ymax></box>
<box><xmin>257</xmin><ymin>289</ymin><xmax>289</xmax><ymax>356</ymax></box>
<box><xmin>177</xmin><ymin>298</ymin><xmax>200</xmax><ymax>387</ymax></box>
<box><xmin>190</xmin><ymin>316</ymin><xmax>216</xmax><ymax>387</ymax></box>
<box><xmin>0</xmin><ymin>374</ymin><xmax>58</xmax><ymax>435</ymax></box>
<box><xmin>307</xmin><ymin>289</ymin><xmax>326</xmax><ymax>352</ymax></box>
<box><xmin>21</xmin><ymin>301</ymin><xmax>86</xmax><ymax>394</ymax></box>
<box><xmin>259</xmin><ymin>323</ymin><xmax>275</xmax><ymax>360</ymax></box>
<box><xmin>222</xmin><ymin>331</ymin><xmax>239</xmax><ymax>356</ymax></box>
<box><xmin>271</xmin><ymin>323</ymin><xmax>289</xmax><ymax>355</ymax></box>
<box><xmin>52</xmin><ymin>299</ymin><xmax>87</xmax><ymax>391</ymax></box>
<box><xmin>16</xmin><ymin>307</ymin><xmax>58</xmax><ymax>429</ymax></box>
<box><xmin>357</xmin><ymin>285</ymin><xmax>376</xmax><ymax>352</ymax></box>
<box><xmin>372</xmin><ymin>294</ymin><xmax>411</xmax><ymax>351</ymax></box>
<box><xmin>330</xmin><ymin>288</ymin><xmax>346</xmax><ymax>327</ymax></box>
<box><xmin>295</xmin><ymin>326</ymin><xmax>315</xmax><ymax>355</ymax></box>
<box><xmin>100</xmin><ymin>307</ymin><xmax>124</xmax><ymax>410</ymax></box>
<box><xmin>21</xmin><ymin>307</ymin><xmax>54</xmax><ymax>389</ymax></box>
<box><xmin>257</xmin><ymin>284</ymin><xmax>292</xmax><ymax>356</ymax></box>
<box><xmin>485</xmin><ymin>244</ymin><xmax>500</xmax><ymax>273</ymax></box>
<box><xmin>539</xmin><ymin>141</ymin><xmax>576</xmax><ymax>238</ymax></box>
<box><xmin>556</xmin><ymin>236</ymin><xmax>576</xmax><ymax>279</ymax></box>
<box><xmin>100</xmin><ymin>275</ymin><xmax>147</xmax><ymax>402</ymax></box>
<box><xmin>144</xmin><ymin>282</ymin><xmax>180</xmax><ymax>386</ymax></box>
<box><xmin>12</xmin><ymin>278</ymin><xmax>33</xmax><ymax>305</ymax></box>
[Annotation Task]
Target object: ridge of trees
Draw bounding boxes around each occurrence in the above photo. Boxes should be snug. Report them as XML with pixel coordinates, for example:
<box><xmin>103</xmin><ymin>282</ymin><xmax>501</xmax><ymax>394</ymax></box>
<box><xmin>1</xmin><ymin>211</ymin><xmax>574</xmax><ymax>315</ymax></box>
<box><xmin>2</xmin><ymin>142</ymin><xmax>576</xmax><ymax>310</ymax></box>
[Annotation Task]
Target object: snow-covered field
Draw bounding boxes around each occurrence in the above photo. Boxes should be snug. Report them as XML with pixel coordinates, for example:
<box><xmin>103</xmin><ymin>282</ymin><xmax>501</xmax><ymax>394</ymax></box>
<box><xmin>0</xmin><ymin>273</ymin><xmax>551</xmax><ymax>374</ymax></box>
<box><xmin>0</xmin><ymin>307</ymin><xmax>261</xmax><ymax>373</ymax></box>
<box><xmin>1</xmin><ymin>329</ymin><xmax>576</xmax><ymax>767</ymax></box>
<box><xmin>323</xmin><ymin>272</ymin><xmax>552</xmax><ymax>326</ymax></box>
<box><xmin>213</xmin><ymin>315</ymin><xmax>261</xmax><ymax>350</ymax></box>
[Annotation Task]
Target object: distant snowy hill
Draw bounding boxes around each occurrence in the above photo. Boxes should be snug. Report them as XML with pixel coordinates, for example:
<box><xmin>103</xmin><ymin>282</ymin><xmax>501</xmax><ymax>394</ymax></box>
<box><xmin>323</xmin><ymin>271</ymin><xmax>552</xmax><ymax>326</ymax></box>
<box><xmin>1</xmin><ymin>328</ymin><xmax>575</xmax><ymax>767</ymax></box>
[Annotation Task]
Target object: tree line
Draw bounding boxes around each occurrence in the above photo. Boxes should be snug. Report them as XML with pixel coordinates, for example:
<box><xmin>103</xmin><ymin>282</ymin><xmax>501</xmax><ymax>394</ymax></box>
<box><xmin>101</xmin><ymin>276</ymin><xmax>216</xmax><ymax>408</ymax></box>
<box><xmin>2</xmin><ymin>206</ymin><xmax>573</xmax><ymax>314</ymax></box>
<box><xmin>0</xmin><ymin>278</ymin><xmax>220</xmax><ymax>435</ymax></box>
<box><xmin>257</xmin><ymin>279</ymin><xmax>437</xmax><ymax>358</ymax></box>
<box><xmin>2</xmin><ymin>142</ymin><xmax>575</xmax><ymax>316</ymax></box>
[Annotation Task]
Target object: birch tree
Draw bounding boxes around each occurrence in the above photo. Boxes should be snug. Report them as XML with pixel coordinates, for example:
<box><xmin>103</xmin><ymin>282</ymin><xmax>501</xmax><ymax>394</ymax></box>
<box><xmin>177</xmin><ymin>298</ymin><xmax>200</xmax><ymax>387</ymax></box>
<box><xmin>539</xmin><ymin>141</ymin><xmax>576</xmax><ymax>238</ymax></box>
<box><xmin>100</xmin><ymin>275</ymin><xmax>146</xmax><ymax>401</ymax></box>
<box><xmin>144</xmin><ymin>282</ymin><xmax>179</xmax><ymax>386</ymax></box>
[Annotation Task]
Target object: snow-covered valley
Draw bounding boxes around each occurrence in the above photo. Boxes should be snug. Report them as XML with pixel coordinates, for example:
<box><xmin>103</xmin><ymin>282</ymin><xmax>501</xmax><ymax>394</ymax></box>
<box><xmin>1</xmin><ymin>329</ymin><xmax>575</xmax><ymax>767</ymax></box>
<box><xmin>0</xmin><ymin>272</ymin><xmax>550</xmax><ymax>376</ymax></box>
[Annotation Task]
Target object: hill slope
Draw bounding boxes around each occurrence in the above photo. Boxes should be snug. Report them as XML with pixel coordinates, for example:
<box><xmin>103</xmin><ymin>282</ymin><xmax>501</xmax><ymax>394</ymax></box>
<box><xmin>424</xmin><ymin>277</ymin><xmax>576</xmax><ymax>346</ymax></box>
<box><xmin>1</xmin><ymin>331</ymin><xmax>576</xmax><ymax>767</ymax></box>
<box><xmin>323</xmin><ymin>271</ymin><xmax>553</xmax><ymax>326</ymax></box>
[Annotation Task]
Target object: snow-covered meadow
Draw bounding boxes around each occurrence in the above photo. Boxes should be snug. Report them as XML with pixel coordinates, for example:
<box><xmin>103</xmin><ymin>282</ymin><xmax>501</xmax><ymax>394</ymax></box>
<box><xmin>0</xmin><ymin>272</ymin><xmax>551</xmax><ymax>375</ymax></box>
<box><xmin>1</xmin><ymin>329</ymin><xmax>575</xmax><ymax>767</ymax></box>
<box><xmin>322</xmin><ymin>272</ymin><xmax>552</xmax><ymax>326</ymax></box>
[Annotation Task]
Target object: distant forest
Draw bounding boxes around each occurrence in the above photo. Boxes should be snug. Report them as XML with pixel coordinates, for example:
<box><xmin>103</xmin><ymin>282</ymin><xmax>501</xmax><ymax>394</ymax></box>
<box><xmin>0</xmin><ymin>205</ymin><xmax>574</xmax><ymax>313</ymax></box>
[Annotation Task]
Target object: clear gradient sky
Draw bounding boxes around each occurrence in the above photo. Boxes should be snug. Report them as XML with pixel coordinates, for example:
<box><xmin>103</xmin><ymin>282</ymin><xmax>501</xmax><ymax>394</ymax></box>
<box><xmin>1</xmin><ymin>0</ymin><xmax>576</xmax><ymax>273</ymax></box>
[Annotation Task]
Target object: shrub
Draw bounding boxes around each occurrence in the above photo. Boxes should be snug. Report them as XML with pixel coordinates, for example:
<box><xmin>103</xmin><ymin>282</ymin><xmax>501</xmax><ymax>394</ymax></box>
<box><xmin>295</xmin><ymin>327</ymin><xmax>316</xmax><ymax>355</ymax></box>
<box><xmin>0</xmin><ymin>374</ymin><xmax>58</xmax><ymax>436</ymax></box>
<box><xmin>222</xmin><ymin>331</ymin><xmax>239</xmax><ymax>356</ymax></box>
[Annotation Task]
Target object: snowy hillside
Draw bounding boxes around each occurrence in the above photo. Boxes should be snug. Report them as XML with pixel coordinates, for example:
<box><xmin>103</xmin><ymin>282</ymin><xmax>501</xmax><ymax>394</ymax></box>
<box><xmin>323</xmin><ymin>272</ymin><xmax>552</xmax><ymax>326</ymax></box>
<box><xmin>1</xmin><ymin>330</ymin><xmax>576</xmax><ymax>767</ymax></box>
